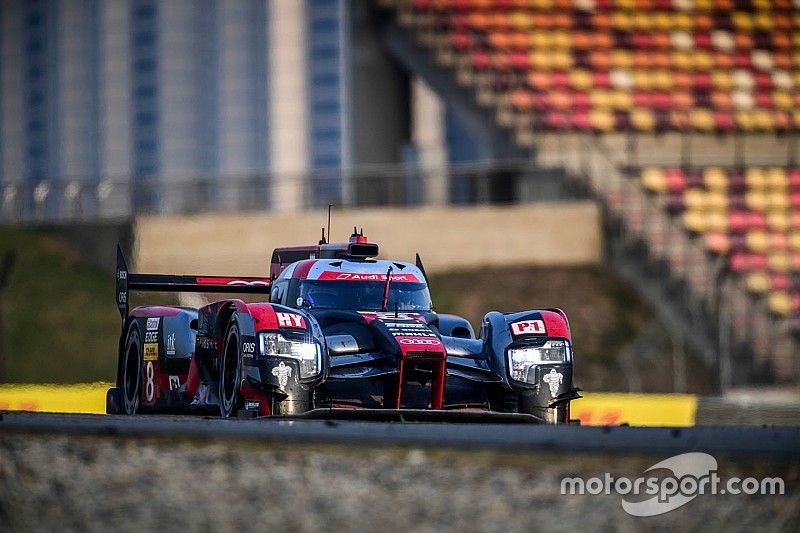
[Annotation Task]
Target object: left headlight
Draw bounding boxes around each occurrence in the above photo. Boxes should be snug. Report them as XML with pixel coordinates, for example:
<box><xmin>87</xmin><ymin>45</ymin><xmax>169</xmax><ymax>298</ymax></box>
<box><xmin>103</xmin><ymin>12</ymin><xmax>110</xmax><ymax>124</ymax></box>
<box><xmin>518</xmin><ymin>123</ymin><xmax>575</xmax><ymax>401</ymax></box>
<box><xmin>507</xmin><ymin>339</ymin><xmax>570</xmax><ymax>384</ymax></box>
<box><xmin>259</xmin><ymin>332</ymin><xmax>321</xmax><ymax>379</ymax></box>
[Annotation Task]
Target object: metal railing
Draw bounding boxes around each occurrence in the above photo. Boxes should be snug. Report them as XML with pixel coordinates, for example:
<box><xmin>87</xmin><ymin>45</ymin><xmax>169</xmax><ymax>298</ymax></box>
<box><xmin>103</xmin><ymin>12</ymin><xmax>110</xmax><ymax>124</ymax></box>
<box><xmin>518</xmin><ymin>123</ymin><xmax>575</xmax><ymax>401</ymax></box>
<box><xmin>0</xmin><ymin>159</ymin><xmax>555</xmax><ymax>224</ymax></box>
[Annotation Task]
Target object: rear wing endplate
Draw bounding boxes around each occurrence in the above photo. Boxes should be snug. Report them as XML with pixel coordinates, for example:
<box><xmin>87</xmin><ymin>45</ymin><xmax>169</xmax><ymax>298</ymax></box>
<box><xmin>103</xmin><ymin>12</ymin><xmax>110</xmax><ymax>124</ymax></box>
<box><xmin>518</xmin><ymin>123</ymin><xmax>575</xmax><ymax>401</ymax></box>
<box><xmin>116</xmin><ymin>245</ymin><xmax>271</xmax><ymax>319</ymax></box>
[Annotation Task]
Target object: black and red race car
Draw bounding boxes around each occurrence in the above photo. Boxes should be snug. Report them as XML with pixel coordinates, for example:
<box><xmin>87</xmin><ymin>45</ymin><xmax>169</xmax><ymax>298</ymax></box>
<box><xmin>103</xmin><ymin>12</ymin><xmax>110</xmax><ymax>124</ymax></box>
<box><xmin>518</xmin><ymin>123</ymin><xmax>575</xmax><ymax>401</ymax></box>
<box><xmin>107</xmin><ymin>230</ymin><xmax>580</xmax><ymax>423</ymax></box>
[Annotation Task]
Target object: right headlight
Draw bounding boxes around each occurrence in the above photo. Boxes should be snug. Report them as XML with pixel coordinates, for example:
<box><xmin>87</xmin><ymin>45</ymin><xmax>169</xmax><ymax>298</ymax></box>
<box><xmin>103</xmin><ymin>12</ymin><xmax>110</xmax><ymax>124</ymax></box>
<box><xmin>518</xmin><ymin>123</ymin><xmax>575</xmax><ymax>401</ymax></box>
<box><xmin>259</xmin><ymin>332</ymin><xmax>321</xmax><ymax>379</ymax></box>
<box><xmin>507</xmin><ymin>339</ymin><xmax>570</xmax><ymax>384</ymax></box>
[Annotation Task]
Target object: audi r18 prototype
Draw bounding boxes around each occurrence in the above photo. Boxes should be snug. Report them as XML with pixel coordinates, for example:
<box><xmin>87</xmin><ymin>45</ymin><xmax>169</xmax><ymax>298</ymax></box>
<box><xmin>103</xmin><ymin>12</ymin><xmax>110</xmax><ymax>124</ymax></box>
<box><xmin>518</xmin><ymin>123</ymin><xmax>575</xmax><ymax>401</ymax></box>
<box><xmin>107</xmin><ymin>230</ymin><xmax>581</xmax><ymax>423</ymax></box>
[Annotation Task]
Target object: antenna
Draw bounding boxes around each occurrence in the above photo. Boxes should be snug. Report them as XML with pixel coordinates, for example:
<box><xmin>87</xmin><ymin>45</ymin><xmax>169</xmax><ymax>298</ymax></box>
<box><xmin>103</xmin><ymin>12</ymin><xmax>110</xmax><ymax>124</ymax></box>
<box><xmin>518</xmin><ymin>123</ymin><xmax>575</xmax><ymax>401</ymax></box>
<box><xmin>319</xmin><ymin>227</ymin><xmax>326</xmax><ymax>245</ymax></box>
<box><xmin>327</xmin><ymin>204</ymin><xmax>333</xmax><ymax>243</ymax></box>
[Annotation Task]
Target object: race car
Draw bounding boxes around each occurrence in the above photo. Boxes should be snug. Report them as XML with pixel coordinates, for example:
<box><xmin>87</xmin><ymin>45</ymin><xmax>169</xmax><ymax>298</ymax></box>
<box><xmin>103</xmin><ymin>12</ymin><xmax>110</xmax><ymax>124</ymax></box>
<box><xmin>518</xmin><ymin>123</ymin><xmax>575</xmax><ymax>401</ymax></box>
<box><xmin>107</xmin><ymin>229</ymin><xmax>581</xmax><ymax>423</ymax></box>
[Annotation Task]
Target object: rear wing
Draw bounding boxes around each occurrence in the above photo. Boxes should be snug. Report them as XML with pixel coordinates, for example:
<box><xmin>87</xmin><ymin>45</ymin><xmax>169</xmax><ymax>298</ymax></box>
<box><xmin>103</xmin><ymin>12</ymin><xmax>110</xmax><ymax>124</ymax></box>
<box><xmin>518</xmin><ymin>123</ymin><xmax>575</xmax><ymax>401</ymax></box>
<box><xmin>116</xmin><ymin>245</ymin><xmax>271</xmax><ymax>319</ymax></box>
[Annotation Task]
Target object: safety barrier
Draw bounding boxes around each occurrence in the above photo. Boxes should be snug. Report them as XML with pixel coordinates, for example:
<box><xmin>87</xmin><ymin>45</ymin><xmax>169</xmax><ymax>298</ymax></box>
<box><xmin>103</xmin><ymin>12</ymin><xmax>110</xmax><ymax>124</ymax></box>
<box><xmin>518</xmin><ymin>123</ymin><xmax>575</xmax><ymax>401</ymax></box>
<box><xmin>0</xmin><ymin>384</ymin><xmax>699</xmax><ymax>426</ymax></box>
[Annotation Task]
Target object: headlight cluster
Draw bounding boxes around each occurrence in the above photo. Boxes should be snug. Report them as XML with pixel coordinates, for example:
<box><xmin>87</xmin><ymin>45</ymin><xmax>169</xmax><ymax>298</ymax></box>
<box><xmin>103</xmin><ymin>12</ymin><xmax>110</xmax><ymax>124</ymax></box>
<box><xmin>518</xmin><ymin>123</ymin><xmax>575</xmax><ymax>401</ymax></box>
<box><xmin>507</xmin><ymin>339</ymin><xmax>569</xmax><ymax>384</ymax></box>
<box><xmin>259</xmin><ymin>332</ymin><xmax>321</xmax><ymax>379</ymax></box>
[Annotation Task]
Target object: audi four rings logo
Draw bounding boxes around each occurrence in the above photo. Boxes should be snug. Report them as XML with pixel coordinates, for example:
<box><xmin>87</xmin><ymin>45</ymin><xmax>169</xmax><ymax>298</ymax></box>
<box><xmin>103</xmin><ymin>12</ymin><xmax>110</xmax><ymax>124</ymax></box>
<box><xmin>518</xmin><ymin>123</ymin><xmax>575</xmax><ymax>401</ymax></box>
<box><xmin>399</xmin><ymin>338</ymin><xmax>441</xmax><ymax>345</ymax></box>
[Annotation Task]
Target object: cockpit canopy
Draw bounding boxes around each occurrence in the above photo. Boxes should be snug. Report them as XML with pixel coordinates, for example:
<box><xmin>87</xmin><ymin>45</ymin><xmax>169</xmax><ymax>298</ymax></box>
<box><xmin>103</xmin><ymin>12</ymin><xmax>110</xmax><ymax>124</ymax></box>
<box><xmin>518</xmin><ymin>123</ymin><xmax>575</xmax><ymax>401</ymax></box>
<box><xmin>269</xmin><ymin>258</ymin><xmax>432</xmax><ymax>312</ymax></box>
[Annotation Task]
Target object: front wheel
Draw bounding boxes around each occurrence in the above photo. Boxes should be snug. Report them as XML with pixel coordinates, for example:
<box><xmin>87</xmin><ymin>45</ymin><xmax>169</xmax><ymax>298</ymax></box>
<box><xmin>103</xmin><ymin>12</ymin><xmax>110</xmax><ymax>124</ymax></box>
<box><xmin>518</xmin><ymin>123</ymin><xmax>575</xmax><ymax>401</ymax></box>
<box><xmin>219</xmin><ymin>315</ymin><xmax>243</xmax><ymax>417</ymax></box>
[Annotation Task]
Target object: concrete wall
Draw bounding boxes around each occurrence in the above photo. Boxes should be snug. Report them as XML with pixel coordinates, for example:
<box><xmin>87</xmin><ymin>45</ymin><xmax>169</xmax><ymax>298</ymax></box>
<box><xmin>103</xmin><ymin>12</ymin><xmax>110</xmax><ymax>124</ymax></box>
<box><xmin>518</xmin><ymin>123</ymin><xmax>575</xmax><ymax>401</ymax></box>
<box><xmin>134</xmin><ymin>201</ymin><xmax>601</xmax><ymax>275</ymax></box>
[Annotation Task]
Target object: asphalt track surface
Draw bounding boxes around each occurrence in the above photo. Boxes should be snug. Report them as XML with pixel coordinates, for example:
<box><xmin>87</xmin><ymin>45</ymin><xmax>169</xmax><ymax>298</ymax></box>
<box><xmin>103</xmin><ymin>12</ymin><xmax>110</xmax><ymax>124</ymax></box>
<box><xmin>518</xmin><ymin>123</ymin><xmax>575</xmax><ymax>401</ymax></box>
<box><xmin>2</xmin><ymin>412</ymin><xmax>799</xmax><ymax>457</ymax></box>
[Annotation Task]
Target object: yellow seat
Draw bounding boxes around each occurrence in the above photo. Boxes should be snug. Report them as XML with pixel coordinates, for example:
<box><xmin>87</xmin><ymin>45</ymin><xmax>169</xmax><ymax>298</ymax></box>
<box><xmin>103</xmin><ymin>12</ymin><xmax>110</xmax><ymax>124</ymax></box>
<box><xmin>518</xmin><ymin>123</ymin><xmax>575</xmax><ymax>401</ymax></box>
<box><xmin>550</xmin><ymin>50</ymin><xmax>572</xmax><ymax>70</ymax></box>
<box><xmin>707</xmin><ymin>191</ymin><xmax>729</xmax><ymax>211</ymax></box>
<box><xmin>631</xmin><ymin>108</ymin><xmax>655</xmax><ymax>132</ymax></box>
<box><xmin>693</xmin><ymin>51</ymin><xmax>714</xmax><ymax>71</ymax></box>
<box><xmin>672</xmin><ymin>12</ymin><xmax>693</xmax><ymax>32</ymax></box>
<box><xmin>753</xmin><ymin>109</ymin><xmax>774</xmax><ymax>132</ymax></box>
<box><xmin>746</xmin><ymin>167</ymin><xmax>768</xmax><ymax>189</ymax></box>
<box><xmin>767</xmin><ymin>191</ymin><xmax>790</xmax><ymax>211</ymax></box>
<box><xmin>704</xmin><ymin>167</ymin><xmax>728</xmax><ymax>191</ymax></box>
<box><xmin>754</xmin><ymin>12</ymin><xmax>773</xmax><ymax>32</ymax></box>
<box><xmin>768</xmin><ymin>291</ymin><xmax>792</xmax><ymax>316</ymax></box>
<box><xmin>589</xmin><ymin>109</ymin><xmax>615</xmax><ymax>132</ymax></box>
<box><xmin>768</xmin><ymin>211</ymin><xmax>790</xmax><ymax>232</ymax></box>
<box><xmin>684</xmin><ymin>188</ymin><xmax>707</xmax><ymax>210</ymax></box>
<box><xmin>746</xmin><ymin>272</ymin><xmax>770</xmax><ymax>294</ymax></box>
<box><xmin>766</xmin><ymin>167</ymin><xmax>788</xmax><ymax>190</ymax></box>
<box><xmin>773</xmin><ymin>91</ymin><xmax>793</xmax><ymax>111</ymax></box>
<box><xmin>683</xmin><ymin>210</ymin><xmax>728</xmax><ymax>233</ymax></box>
<box><xmin>672</xmin><ymin>51</ymin><xmax>693</xmax><ymax>71</ymax></box>
<box><xmin>653</xmin><ymin>12</ymin><xmax>673</xmax><ymax>32</ymax></box>
<box><xmin>788</xmin><ymin>231</ymin><xmax>800</xmax><ymax>251</ymax></box>
<box><xmin>612</xmin><ymin>12</ymin><xmax>633</xmax><ymax>32</ymax></box>
<box><xmin>768</xmin><ymin>252</ymin><xmax>790</xmax><ymax>273</ymax></box>
<box><xmin>683</xmin><ymin>211</ymin><xmax>707</xmax><ymax>233</ymax></box>
<box><xmin>711</xmin><ymin>70</ymin><xmax>733</xmax><ymax>91</ymax></box>
<box><xmin>509</xmin><ymin>11</ymin><xmax>532</xmax><ymax>30</ymax></box>
<box><xmin>632</xmin><ymin>12</ymin><xmax>652</xmax><ymax>31</ymax></box>
<box><xmin>611</xmin><ymin>90</ymin><xmax>633</xmax><ymax>110</ymax></box>
<box><xmin>745</xmin><ymin>230</ymin><xmax>770</xmax><ymax>253</ymax></box>
<box><xmin>651</xmin><ymin>70</ymin><xmax>673</xmax><ymax>91</ymax></box>
<box><xmin>530</xmin><ymin>31</ymin><xmax>550</xmax><ymax>50</ymax></box>
<box><xmin>641</xmin><ymin>167</ymin><xmax>667</xmax><ymax>193</ymax></box>
<box><xmin>529</xmin><ymin>50</ymin><xmax>551</xmax><ymax>70</ymax></box>
<box><xmin>736</xmin><ymin>110</ymin><xmax>756</xmax><ymax>131</ymax></box>
<box><xmin>745</xmin><ymin>191</ymin><xmax>767</xmax><ymax>211</ymax></box>
<box><xmin>691</xmin><ymin>108</ymin><xmax>716</xmax><ymax>132</ymax></box>
<box><xmin>570</xmin><ymin>69</ymin><xmax>593</xmax><ymax>91</ymax></box>
<box><xmin>551</xmin><ymin>31</ymin><xmax>571</xmax><ymax>50</ymax></box>
<box><xmin>611</xmin><ymin>50</ymin><xmax>633</xmax><ymax>70</ymax></box>
<box><xmin>591</xmin><ymin>89</ymin><xmax>613</xmax><ymax>109</ymax></box>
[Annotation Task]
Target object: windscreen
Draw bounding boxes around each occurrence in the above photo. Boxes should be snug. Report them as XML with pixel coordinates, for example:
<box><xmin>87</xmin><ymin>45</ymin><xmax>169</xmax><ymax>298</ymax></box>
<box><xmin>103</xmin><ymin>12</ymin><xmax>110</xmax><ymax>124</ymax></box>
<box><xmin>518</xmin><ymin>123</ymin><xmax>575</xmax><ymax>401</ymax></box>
<box><xmin>299</xmin><ymin>280</ymin><xmax>432</xmax><ymax>311</ymax></box>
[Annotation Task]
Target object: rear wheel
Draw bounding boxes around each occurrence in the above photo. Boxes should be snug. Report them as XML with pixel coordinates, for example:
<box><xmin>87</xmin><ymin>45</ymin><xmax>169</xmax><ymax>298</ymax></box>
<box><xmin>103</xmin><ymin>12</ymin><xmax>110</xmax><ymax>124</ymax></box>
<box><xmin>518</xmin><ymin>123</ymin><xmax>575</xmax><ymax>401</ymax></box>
<box><xmin>121</xmin><ymin>326</ymin><xmax>142</xmax><ymax>415</ymax></box>
<box><xmin>219</xmin><ymin>315</ymin><xmax>243</xmax><ymax>417</ymax></box>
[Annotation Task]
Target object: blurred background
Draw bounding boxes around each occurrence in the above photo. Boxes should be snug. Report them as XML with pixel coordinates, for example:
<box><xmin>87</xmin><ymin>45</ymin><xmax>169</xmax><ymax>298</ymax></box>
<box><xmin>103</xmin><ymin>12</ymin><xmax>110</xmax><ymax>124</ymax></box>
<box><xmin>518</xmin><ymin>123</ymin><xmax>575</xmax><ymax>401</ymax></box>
<box><xmin>0</xmin><ymin>0</ymin><xmax>798</xmax><ymax>398</ymax></box>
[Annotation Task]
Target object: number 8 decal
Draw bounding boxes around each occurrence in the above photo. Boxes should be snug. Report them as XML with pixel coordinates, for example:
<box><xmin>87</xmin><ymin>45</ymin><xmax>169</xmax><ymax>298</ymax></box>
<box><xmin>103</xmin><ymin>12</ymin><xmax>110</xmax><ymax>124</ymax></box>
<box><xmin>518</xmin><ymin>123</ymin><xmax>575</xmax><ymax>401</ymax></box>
<box><xmin>145</xmin><ymin>361</ymin><xmax>155</xmax><ymax>402</ymax></box>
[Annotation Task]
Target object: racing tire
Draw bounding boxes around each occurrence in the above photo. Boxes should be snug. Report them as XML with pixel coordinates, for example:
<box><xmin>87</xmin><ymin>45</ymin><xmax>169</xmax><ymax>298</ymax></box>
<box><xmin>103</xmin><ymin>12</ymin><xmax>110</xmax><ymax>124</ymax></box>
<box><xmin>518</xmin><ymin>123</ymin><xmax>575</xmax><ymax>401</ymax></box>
<box><xmin>121</xmin><ymin>325</ymin><xmax>142</xmax><ymax>415</ymax></box>
<box><xmin>219</xmin><ymin>315</ymin><xmax>244</xmax><ymax>417</ymax></box>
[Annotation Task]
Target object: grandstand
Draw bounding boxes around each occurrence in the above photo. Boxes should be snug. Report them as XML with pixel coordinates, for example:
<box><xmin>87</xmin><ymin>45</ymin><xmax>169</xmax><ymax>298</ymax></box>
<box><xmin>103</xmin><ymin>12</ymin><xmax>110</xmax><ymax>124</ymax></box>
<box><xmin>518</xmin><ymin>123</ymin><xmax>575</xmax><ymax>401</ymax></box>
<box><xmin>380</xmin><ymin>0</ymin><xmax>799</xmax><ymax>385</ymax></box>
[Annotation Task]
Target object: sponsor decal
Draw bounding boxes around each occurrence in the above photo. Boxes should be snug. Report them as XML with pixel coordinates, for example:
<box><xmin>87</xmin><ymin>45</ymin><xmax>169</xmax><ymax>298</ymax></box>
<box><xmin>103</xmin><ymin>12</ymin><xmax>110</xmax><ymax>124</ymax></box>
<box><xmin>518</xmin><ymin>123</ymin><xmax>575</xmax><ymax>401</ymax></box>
<box><xmin>145</xmin><ymin>331</ymin><xmax>158</xmax><ymax>343</ymax></box>
<box><xmin>145</xmin><ymin>362</ymin><xmax>156</xmax><ymax>402</ymax></box>
<box><xmin>198</xmin><ymin>338</ymin><xmax>218</xmax><ymax>351</ymax></box>
<box><xmin>196</xmin><ymin>277</ymin><xmax>270</xmax><ymax>286</ymax></box>
<box><xmin>360</xmin><ymin>312</ymin><xmax>424</xmax><ymax>322</ymax></box>
<box><xmin>117</xmin><ymin>270</ymin><xmax>127</xmax><ymax>280</ymax></box>
<box><xmin>168</xmin><ymin>375</ymin><xmax>181</xmax><ymax>390</ymax></box>
<box><xmin>166</xmin><ymin>333</ymin><xmax>176</xmax><ymax>355</ymax></box>
<box><xmin>146</xmin><ymin>317</ymin><xmax>160</xmax><ymax>331</ymax></box>
<box><xmin>318</xmin><ymin>271</ymin><xmax>420</xmax><ymax>283</ymax></box>
<box><xmin>510</xmin><ymin>319</ymin><xmax>546</xmax><ymax>336</ymax></box>
<box><xmin>386</xmin><ymin>321</ymin><xmax>438</xmax><ymax>338</ymax></box>
<box><xmin>143</xmin><ymin>343</ymin><xmax>158</xmax><ymax>361</ymax></box>
<box><xmin>399</xmin><ymin>338</ymin><xmax>441</xmax><ymax>346</ymax></box>
<box><xmin>242</xmin><ymin>341</ymin><xmax>256</xmax><ymax>357</ymax></box>
<box><xmin>543</xmin><ymin>368</ymin><xmax>563</xmax><ymax>398</ymax></box>
<box><xmin>271</xmin><ymin>361</ymin><xmax>292</xmax><ymax>389</ymax></box>
<box><xmin>244</xmin><ymin>400</ymin><xmax>261</xmax><ymax>411</ymax></box>
<box><xmin>276</xmin><ymin>312</ymin><xmax>306</xmax><ymax>329</ymax></box>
